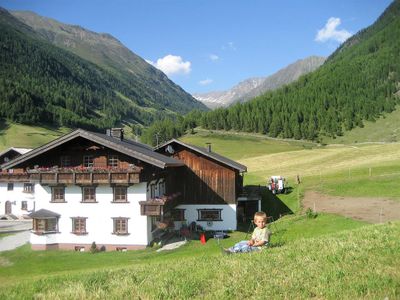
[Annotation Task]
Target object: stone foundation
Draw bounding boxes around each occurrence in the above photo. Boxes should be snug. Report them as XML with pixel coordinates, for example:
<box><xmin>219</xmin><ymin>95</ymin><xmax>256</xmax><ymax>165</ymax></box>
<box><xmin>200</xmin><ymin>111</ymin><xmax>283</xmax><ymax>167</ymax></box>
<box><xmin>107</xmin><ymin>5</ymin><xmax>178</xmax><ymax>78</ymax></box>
<box><xmin>31</xmin><ymin>243</ymin><xmax>146</xmax><ymax>251</ymax></box>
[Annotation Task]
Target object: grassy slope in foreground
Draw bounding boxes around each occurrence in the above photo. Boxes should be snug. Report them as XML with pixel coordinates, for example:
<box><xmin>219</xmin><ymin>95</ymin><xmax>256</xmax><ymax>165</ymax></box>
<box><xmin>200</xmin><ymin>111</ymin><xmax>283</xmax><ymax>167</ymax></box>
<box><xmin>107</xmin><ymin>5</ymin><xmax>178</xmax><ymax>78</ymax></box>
<box><xmin>1</xmin><ymin>221</ymin><xmax>398</xmax><ymax>299</ymax></box>
<box><xmin>0</xmin><ymin>213</ymin><xmax>365</xmax><ymax>288</ymax></box>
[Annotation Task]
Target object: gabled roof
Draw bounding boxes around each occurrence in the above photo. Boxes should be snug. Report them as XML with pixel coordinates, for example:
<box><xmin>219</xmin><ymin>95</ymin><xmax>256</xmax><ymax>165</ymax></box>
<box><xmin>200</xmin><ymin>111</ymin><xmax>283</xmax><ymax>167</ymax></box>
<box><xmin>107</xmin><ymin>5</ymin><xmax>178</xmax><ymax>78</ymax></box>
<box><xmin>155</xmin><ymin>139</ymin><xmax>247</xmax><ymax>173</ymax></box>
<box><xmin>0</xmin><ymin>147</ymin><xmax>32</xmax><ymax>157</ymax></box>
<box><xmin>29</xmin><ymin>209</ymin><xmax>60</xmax><ymax>219</ymax></box>
<box><xmin>2</xmin><ymin>129</ymin><xmax>184</xmax><ymax>170</ymax></box>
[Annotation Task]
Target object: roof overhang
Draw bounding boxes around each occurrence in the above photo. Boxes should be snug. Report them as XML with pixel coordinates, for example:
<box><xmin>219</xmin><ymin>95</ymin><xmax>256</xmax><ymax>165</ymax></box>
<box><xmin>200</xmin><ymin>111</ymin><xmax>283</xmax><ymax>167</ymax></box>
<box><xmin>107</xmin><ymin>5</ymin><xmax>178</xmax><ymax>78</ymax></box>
<box><xmin>2</xmin><ymin>129</ymin><xmax>184</xmax><ymax>170</ymax></box>
<box><xmin>155</xmin><ymin>139</ymin><xmax>247</xmax><ymax>173</ymax></box>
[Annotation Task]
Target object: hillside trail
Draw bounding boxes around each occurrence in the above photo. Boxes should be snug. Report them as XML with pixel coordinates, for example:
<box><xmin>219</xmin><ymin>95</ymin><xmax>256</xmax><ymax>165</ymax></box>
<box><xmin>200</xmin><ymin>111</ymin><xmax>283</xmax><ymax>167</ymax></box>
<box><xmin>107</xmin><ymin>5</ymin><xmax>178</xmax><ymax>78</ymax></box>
<box><xmin>303</xmin><ymin>191</ymin><xmax>400</xmax><ymax>223</ymax></box>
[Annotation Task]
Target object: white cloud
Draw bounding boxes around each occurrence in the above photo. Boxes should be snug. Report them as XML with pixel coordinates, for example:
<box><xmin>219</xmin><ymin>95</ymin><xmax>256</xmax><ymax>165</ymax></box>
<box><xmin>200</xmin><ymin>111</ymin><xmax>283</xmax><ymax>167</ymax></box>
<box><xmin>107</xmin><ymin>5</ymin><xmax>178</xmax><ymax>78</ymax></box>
<box><xmin>209</xmin><ymin>54</ymin><xmax>219</xmax><ymax>61</ymax></box>
<box><xmin>222</xmin><ymin>41</ymin><xmax>237</xmax><ymax>51</ymax></box>
<box><xmin>147</xmin><ymin>54</ymin><xmax>191</xmax><ymax>76</ymax></box>
<box><xmin>315</xmin><ymin>17</ymin><xmax>352</xmax><ymax>43</ymax></box>
<box><xmin>198</xmin><ymin>78</ymin><xmax>213</xmax><ymax>86</ymax></box>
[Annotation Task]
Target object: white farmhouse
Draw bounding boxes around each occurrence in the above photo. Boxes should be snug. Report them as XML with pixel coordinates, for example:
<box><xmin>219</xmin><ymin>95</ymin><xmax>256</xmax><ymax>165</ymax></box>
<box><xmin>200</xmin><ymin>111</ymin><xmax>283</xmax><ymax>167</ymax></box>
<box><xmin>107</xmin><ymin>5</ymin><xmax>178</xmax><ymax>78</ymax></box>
<box><xmin>0</xmin><ymin>128</ymin><xmax>248</xmax><ymax>251</ymax></box>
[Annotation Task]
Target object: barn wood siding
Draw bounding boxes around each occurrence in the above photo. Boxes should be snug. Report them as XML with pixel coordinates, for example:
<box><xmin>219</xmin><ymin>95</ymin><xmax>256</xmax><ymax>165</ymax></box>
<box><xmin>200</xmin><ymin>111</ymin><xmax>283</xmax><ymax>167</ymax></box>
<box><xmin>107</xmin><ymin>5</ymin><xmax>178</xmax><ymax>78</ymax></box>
<box><xmin>174</xmin><ymin>149</ymin><xmax>237</xmax><ymax>204</ymax></box>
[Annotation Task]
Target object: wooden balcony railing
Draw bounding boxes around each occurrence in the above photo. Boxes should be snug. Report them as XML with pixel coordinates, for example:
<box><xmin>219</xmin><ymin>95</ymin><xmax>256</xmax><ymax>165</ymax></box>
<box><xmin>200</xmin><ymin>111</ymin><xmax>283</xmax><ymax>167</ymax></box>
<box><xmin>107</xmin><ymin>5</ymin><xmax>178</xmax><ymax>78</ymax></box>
<box><xmin>0</xmin><ymin>167</ymin><xmax>141</xmax><ymax>185</ymax></box>
<box><xmin>139</xmin><ymin>193</ymin><xmax>181</xmax><ymax>216</ymax></box>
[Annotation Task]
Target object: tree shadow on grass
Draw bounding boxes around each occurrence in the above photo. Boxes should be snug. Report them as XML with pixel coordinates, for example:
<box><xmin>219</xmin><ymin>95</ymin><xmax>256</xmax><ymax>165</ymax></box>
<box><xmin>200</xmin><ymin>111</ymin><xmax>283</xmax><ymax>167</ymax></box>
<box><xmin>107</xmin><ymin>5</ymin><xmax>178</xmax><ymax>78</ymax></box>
<box><xmin>0</xmin><ymin>119</ymin><xmax>10</xmax><ymax>134</ymax></box>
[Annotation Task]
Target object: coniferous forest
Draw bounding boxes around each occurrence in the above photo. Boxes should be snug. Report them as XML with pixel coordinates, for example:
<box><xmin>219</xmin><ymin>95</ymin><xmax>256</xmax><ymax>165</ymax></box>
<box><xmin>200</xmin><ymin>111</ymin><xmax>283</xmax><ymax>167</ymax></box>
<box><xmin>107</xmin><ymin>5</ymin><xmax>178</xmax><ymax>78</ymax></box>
<box><xmin>142</xmin><ymin>0</ymin><xmax>400</xmax><ymax>145</ymax></box>
<box><xmin>0</xmin><ymin>8</ymin><xmax>206</xmax><ymax>131</ymax></box>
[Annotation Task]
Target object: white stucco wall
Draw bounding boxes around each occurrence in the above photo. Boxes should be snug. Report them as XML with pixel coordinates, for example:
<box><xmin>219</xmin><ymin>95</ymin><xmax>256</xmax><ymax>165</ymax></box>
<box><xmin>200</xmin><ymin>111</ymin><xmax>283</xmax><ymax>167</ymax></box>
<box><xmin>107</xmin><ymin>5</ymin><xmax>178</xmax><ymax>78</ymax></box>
<box><xmin>175</xmin><ymin>204</ymin><xmax>237</xmax><ymax>231</ymax></box>
<box><xmin>29</xmin><ymin>182</ymin><xmax>149</xmax><ymax>247</ymax></box>
<box><xmin>0</xmin><ymin>183</ymin><xmax>36</xmax><ymax>216</ymax></box>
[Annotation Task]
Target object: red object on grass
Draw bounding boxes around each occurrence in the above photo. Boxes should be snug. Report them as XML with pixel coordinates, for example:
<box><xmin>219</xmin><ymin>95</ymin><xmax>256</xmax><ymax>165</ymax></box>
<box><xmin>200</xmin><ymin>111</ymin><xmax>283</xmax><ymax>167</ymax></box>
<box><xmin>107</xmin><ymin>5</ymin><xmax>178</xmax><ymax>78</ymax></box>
<box><xmin>200</xmin><ymin>233</ymin><xmax>206</xmax><ymax>244</ymax></box>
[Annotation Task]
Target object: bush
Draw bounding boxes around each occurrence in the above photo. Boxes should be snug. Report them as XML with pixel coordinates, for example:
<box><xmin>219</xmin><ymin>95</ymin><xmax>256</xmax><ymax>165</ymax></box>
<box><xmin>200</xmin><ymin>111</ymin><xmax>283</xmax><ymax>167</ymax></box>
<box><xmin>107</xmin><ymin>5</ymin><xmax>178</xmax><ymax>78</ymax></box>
<box><xmin>305</xmin><ymin>208</ymin><xmax>318</xmax><ymax>219</ymax></box>
<box><xmin>90</xmin><ymin>242</ymin><xmax>99</xmax><ymax>254</ymax></box>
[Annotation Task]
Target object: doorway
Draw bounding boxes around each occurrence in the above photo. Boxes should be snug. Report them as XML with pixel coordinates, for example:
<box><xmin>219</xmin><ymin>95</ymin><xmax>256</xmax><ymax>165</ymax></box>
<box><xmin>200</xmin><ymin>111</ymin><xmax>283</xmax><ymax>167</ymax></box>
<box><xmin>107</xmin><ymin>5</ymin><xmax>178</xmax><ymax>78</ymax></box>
<box><xmin>5</xmin><ymin>201</ymin><xmax>12</xmax><ymax>214</ymax></box>
<box><xmin>237</xmin><ymin>200</ymin><xmax>259</xmax><ymax>225</ymax></box>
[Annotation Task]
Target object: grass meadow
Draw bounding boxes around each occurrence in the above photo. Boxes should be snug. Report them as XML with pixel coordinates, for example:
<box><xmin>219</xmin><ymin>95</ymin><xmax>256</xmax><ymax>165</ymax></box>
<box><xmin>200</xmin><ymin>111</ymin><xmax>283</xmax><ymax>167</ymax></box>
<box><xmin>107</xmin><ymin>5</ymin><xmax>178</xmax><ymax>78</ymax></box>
<box><xmin>0</xmin><ymin>121</ymin><xmax>69</xmax><ymax>151</ymax></box>
<box><xmin>1</xmin><ymin>221</ymin><xmax>398</xmax><ymax>299</ymax></box>
<box><xmin>1</xmin><ymin>126</ymin><xmax>400</xmax><ymax>298</ymax></box>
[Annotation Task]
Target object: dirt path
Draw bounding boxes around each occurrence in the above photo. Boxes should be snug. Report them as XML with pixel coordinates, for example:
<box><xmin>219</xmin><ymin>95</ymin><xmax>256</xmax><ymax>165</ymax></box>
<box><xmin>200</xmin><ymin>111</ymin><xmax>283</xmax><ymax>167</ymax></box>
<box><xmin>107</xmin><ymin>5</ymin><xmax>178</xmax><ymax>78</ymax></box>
<box><xmin>303</xmin><ymin>191</ymin><xmax>400</xmax><ymax>223</ymax></box>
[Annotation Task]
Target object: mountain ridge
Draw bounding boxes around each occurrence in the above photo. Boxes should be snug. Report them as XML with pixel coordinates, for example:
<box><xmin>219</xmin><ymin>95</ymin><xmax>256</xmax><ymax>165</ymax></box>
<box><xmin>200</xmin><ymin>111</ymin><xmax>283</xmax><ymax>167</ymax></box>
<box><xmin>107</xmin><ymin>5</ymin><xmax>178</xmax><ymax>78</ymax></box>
<box><xmin>0</xmin><ymin>7</ymin><xmax>206</xmax><ymax>131</ymax></box>
<box><xmin>194</xmin><ymin>56</ymin><xmax>325</xmax><ymax>109</ymax></box>
<box><xmin>9</xmin><ymin>9</ymin><xmax>206</xmax><ymax>114</ymax></box>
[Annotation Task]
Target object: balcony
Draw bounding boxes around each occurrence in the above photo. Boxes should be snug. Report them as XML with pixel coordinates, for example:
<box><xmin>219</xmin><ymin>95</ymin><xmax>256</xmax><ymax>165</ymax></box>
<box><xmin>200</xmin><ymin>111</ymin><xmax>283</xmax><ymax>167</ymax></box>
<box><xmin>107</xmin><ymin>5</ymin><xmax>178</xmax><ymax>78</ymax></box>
<box><xmin>0</xmin><ymin>167</ymin><xmax>141</xmax><ymax>185</ymax></box>
<box><xmin>139</xmin><ymin>193</ymin><xmax>181</xmax><ymax>216</ymax></box>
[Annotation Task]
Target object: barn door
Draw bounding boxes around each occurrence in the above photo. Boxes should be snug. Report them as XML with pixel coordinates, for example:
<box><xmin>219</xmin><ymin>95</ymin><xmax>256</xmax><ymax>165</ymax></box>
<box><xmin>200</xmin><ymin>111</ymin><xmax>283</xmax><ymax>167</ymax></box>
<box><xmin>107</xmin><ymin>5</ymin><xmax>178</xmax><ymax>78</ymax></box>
<box><xmin>5</xmin><ymin>201</ymin><xmax>12</xmax><ymax>214</ymax></box>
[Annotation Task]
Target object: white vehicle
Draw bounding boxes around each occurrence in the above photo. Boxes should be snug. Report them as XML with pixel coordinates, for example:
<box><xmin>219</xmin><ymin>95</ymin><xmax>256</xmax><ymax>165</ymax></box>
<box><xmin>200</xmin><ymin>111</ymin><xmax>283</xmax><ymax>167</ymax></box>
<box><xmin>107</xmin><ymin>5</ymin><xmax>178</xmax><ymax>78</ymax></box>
<box><xmin>268</xmin><ymin>176</ymin><xmax>285</xmax><ymax>194</ymax></box>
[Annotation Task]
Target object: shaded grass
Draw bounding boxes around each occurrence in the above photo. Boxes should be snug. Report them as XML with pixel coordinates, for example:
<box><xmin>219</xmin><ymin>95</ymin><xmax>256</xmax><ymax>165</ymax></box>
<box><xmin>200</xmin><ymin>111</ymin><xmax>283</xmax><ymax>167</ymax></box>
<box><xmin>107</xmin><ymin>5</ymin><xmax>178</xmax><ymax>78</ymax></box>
<box><xmin>1</xmin><ymin>221</ymin><xmax>397</xmax><ymax>299</ymax></box>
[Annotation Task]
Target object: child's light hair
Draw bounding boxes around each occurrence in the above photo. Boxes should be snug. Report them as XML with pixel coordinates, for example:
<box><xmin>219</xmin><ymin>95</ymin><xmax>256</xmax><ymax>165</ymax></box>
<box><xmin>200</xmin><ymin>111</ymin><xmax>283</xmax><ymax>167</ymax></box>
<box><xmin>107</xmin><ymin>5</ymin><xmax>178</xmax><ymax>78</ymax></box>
<box><xmin>254</xmin><ymin>211</ymin><xmax>267</xmax><ymax>221</ymax></box>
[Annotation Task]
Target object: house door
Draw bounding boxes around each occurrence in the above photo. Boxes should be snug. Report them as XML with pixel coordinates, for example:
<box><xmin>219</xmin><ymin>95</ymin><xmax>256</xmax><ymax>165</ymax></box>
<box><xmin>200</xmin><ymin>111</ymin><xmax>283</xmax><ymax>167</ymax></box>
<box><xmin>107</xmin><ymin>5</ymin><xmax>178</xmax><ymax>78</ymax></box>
<box><xmin>5</xmin><ymin>201</ymin><xmax>12</xmax><ymax>214</ymax></box>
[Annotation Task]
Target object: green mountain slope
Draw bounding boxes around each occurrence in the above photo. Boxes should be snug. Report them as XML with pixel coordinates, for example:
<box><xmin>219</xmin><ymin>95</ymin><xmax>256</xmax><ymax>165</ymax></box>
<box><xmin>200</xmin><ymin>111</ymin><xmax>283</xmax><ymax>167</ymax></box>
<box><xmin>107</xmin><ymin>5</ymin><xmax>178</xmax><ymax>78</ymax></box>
<box><xmin>200</xmin><ymin>0</ymin><xmax>400</xmax><ymax>141</ymax></box>
<box><xmin>0</xmin><ymin>7</ymin><xmax>206</xmax><ymax>130</ymax></box>
<box><xmin>10</xmin><ymin>10</ymin><xmax>205</xmax><ymax>115</ymax></box>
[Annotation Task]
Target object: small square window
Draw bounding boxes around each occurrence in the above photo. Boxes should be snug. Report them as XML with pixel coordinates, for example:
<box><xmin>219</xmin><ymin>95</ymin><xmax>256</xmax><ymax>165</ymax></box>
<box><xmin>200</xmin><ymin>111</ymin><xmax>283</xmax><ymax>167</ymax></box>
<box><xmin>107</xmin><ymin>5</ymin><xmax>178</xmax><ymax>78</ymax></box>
<box><xmin>82</xmin><ymin>187</ymin><xmax>96</xmax><ymax>202</ymax></box>
<box><xmin>23</xmin><ymin>183</ymin><xmax>34</xmax><ymax>193</ymax></box>
<box><xmin>51</xmin><ymin>187</ymin><xmax>65</xmax><ymax>202</ymax></box>
<box><xmin>60</xmin><ymin>155</ymin><xmax>71</xmax><ymax>167</ymax></box>
<box><xmin>113</xmin><ymin>218</ymin><xmax>128</xmax><ymax>235</ymax></box>
<box><xmin>113</xmin><ymin>186</ymin><xmax>127</xmax><ymax>202</ymax></box>
<box><xmin>108</xmin><ymin>155</ymin><xmax>119</xmax><ymax>168</ymax></box>
<box><xmin>83</xmin><ymin>155</ymin><xmax>94</xmax><ymax>168</ymax></box>
<box><xmin>72</xmin><ymin>217</ymin><xmax>87</xmax><ymax>234</ymax></box>
<box><xmin>21</xmin><ymin>201</ymin><xmax>28</xmax><ymax>210</ymax></box>
<box><xmin>7</xmin><ymin>183</ymin><xmax>14</xmax><ymax>191</ymax></box>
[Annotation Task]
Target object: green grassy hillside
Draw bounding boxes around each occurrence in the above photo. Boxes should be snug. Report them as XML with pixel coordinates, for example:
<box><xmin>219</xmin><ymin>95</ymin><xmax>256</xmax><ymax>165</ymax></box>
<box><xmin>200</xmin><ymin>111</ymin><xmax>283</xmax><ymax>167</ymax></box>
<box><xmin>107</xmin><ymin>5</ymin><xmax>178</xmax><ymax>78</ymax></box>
<box><xmin>0</xmin><ymin>122</ymin><xmax>69</xmax><ymax>151</ymax></box>
<box><xmin>0</xmin><ymin>7</ymin><xmax>206</xmax><ymax>131</ymax></box>
<box><xmin>322</xmin><ymin>105</ymin><xmax>400</xmax><ymax>144</ymax></box>
<box><xmin>1</xmin><ymin>127</ymin><xmax>399</xmax><ymax>298</ymax></box>
<box><xmin>1</xmin><ymin>221</ymin><xmax>398</xmax><ymax>299</ymax></box>
<box><xmin>197</xmin><ymin>0</ymin><xmax>400</xmax><ymax>141</ymax></box>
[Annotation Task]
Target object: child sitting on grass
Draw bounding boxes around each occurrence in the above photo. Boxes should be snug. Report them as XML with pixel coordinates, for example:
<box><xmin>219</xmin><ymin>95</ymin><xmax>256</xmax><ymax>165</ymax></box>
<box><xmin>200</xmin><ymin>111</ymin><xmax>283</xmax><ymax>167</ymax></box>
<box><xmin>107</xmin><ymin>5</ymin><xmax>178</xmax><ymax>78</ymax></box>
<box><xmin>224</xmin><ymin>211</ymin><xmax>271</xmax><ymax>254</ymax></box>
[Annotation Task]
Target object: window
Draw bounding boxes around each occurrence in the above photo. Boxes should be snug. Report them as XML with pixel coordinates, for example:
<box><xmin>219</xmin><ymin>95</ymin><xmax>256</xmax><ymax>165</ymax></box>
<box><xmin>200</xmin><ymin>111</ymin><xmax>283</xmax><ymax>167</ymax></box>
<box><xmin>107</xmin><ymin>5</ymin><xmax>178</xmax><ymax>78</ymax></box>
<box><xmin>51</xmin><ymin>187</ymin><xmax>65</xmax><ymax>202</ymax></box>
<box><xmin>113</xmin><ymin>186</ymin><xmax>127</xmax><ymax>202</ymax></box>
<box><xmin>33</xmin><ymin>218</ymin><xmax>58</xmax><ymax>233</ymax></box>
<box><xmin>72</xmin><ymin>217</ymin><xmax>87</xmax><ymax>234</ymax></box>
<box><xmin>150</xmin><ymin>184</ymin><xmax>157</xmax><ymax>199</ymax></box>
<box><xmin>21</xmin><ymin>201</ymin><xmax>27</xmax><ymax>210</ymax></box>
<box><xmin>7</xmin><ymin>183</ymin><xmax>13</xmax><ymax>191</ymax></box>
<box><xmin>83</xmin><ymin>155</ymin><xmax>94</xmax><ymax>168</ymax></box>
<box><xmin>159</xmin><ymin>181</ymin><xmax>166</xmax><ymax>197</ymax></box>
<box><xmin>108</xmin><ymin>155</ymin><xmax>119</xmax><ymax>168</ymax></box>
<box><xmin>197</xmin><ymin>209</ymin><xmax>222</xmax><ymax>221</ymax></box>
<box><xmin>113</xmin><ymin>218</ymin><xmax>129</xmax><ymax>235</ymax></box>
<box><xmin>82</xmin><ymin>187</ymin><xmax>96</xmax><ymax>202</ymax></box>
<box><xmin>171</xmin><ymin>209</ymin><xmax>185</xmax><ymax>221</ymax></box>
<box><xmin>60</xmin><ymin>155</ymin><xmax>71</xmax><ymax>167</ymax></box>
<box><xmin>23</xmin><ymin>183</ymin><xmax>34</xmax><ymax>193</ymax></box>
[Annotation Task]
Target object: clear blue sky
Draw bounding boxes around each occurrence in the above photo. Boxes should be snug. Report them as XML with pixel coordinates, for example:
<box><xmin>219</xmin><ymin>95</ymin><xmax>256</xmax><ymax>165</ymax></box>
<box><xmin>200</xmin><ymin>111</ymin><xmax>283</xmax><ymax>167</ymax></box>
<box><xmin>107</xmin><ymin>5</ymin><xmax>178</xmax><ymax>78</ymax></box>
<box><xmin>0</xmin><ymin>0</ymin><xmax>393</xmax><ymax>94</ymax></box>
